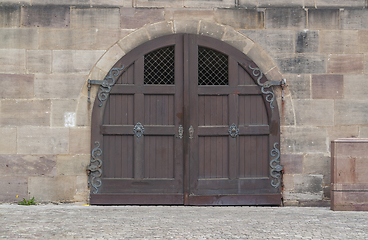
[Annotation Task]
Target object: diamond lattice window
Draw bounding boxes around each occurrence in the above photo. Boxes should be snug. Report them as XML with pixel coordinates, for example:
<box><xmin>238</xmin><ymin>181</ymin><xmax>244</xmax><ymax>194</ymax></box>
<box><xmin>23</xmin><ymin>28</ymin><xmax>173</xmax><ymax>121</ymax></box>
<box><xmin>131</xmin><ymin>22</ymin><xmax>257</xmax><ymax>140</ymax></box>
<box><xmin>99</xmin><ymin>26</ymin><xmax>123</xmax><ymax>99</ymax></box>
<box><xmin>198</xmin><ymin>47</ymin><xmax>229</xmax><ymax>85</ymax></box>
<box><xmin>144</xmin><ymin>46</ymin><xmax>175</xmax><ymax>85</ymax></box>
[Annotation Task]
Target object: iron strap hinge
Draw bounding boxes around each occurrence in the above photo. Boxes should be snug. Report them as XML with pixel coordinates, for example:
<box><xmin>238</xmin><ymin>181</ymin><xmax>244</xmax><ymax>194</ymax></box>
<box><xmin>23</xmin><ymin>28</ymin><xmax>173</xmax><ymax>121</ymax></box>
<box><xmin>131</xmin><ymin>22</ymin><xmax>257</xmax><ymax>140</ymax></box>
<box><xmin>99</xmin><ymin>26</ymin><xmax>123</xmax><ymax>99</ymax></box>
<box><xmin>87</xmin><ymin>79</ymin><xmax>105</xmax><ymax>103</ymax></box>
<box><xmin>263</xmin><ymin>79</ymin><xmax>286</xmax><ymax>88</ymax></box>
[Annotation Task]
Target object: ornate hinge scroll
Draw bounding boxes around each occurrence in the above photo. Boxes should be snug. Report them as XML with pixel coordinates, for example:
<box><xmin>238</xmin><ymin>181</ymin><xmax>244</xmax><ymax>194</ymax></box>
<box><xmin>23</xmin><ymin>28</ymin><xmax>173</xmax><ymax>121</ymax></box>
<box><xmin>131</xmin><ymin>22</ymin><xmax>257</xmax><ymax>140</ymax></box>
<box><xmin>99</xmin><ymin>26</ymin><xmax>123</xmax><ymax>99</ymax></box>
<box><xmin>228</xmin><ymin>123</ymin><xmax>239</xmax><ymax>138</ymax></box>
<box><xmin>87</xmin><ymin>141</ymin><xmax>102</xmax><ymax>194</ymax></box>
<box><xmin>87</xmin><ymin>65</ymin><xmax>125</xmax><ymax>106</ymax></box>
<box><xmin>248</xmin><ymin>65</ymin><xmax>286</xmax><ymax>108</ymax></box>
<box><xmin>270</xmin><ymin>142</ymin><xmax>283</xmax><ymax>188</ymax></box>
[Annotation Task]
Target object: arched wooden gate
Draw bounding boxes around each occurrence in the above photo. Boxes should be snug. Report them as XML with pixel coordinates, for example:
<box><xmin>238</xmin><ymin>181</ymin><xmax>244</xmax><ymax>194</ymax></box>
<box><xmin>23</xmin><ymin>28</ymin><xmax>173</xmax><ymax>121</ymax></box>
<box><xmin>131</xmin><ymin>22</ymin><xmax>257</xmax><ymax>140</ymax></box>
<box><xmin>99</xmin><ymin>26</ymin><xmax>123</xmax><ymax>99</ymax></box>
<box><xmin>88</xmin><ymin>34</ymin><xmax>282</xmax><ymax>205</ymax></box>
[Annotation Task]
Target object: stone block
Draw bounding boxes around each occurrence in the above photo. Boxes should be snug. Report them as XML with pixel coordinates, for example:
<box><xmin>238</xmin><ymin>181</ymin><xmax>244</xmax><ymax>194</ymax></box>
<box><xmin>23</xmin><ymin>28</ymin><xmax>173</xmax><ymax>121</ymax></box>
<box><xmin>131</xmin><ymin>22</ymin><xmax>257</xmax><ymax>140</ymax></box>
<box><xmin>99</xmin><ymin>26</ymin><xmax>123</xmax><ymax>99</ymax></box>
<box><xmin>341</xmin><ymin>9</ymin><xmax>368</xmax><ymax>30</ymax></box>
<box><xmin>76</xmin><ymin>96</ymin><xmax>91</xmax><ymax>127</ymax></box>
<box><xmin>0</xmin><ymin>177</ymin><xmax>27</xmax><ymax>203</ymax></box>
<box><xmin>96</xmin><ymin>29</ymin><xmax>132</xmax><ymax>49</ymax></box>
<box><xmin>283</xmin><ymin>74</ymin><xmax>310</xmax><ymax>99</ymax></box>
<box><xmin>327</xmin><ymin>126</ymin><xmax>359</xmax><ymax>142</ymax></box>
<box><xmin>27</xmin><ymin>50</ymin><xmax>52</xmax><ymax>74</ymax></box>
<box><xmin>359</xmin><ymin>30</ymin><xmax>368</xmax><ymax>53</ymax></box>
<box><xmin>247</xmin><ymin>44</ymin><xmax>276</xmax><ymax>74</ymax></box>
<box><xmin>174</xmin><ymin>20</ymin><xmax>200</xmax><ymax>34</ymax></box>
<box><xmin>0</xmin><ymin>128</ymin><xmax>16</xmax><ymax>154</ymax></box>
<box><xmin>70</xmin><ymin>8</ymin><xmax>120</xmax><ymax>29</ymax></box>
<box><xmin>39</xmin><ymin>29</ymin><xmax>96</xmax><ymax>50</ymax></box>
<box><xmin>0</xmin><ymin>100</ymin><xmax>50</xmax><ymax>127</ymax></box>
<box><xmin>316</xmin><ymin>0</ymin><xmax>365</xmax><ymax>8</ymax></box>
<box><xmin>241</xmin><ymin>30</ymin><xmax>294</xmax><ymax>53</ymax></box>
<box><xmin>0</xmin><ymin>29</ymin><xmax>38</xmax><ymax>49</ymax></box>
<box><xmin>34</xmin><ymin>74</ymin><xmax>86</xmax><ymax>99</ymax></box>
<box><xmin>311</xmin><ymin>74</ymin><xmax>343</xmax><ymax>99</ymax></box>
<box><xmin>344</xmin><ymin>74</ymin><xmax>368</xmax><ymax>99</ymax></box>
<box><xmin>53</xmin><ymin>50</ymin><xmax>104</xmax><ymax>74</ymax></box>
<box><xmin>28</xmin><ymin>176</ymin><xmax>77</xmax><ymax>202</ymax></box>
<box><xmin>165</xmin><ymin>8</ymin><xmax>214</xmax><ymax>22</ymax></box>
<box><xmin>145</xmin><ymin>21</ymin><xmax>174</xmax><ymax>40</ymax></box>
<box><xmin>75</xmin><ymin>175</ymin><xmax>89</xmax><ymax>202</ymax></box>
<box><xmin>198</xmin><ymin>21</ymin><xmax>225</xmax><ymax>40</ymax></box>
<box><xmin>303</xmin><ymin>153</ymin><xmax>330</xmax><ymax>185</ymax></box>
<box><xmin>184</xmin><ymin>0</ymin><xmax>234</xmax><ymax>8</ymax></box>
<box><xmin>360</xmin><ymin>127</ymin><xmax>368</xmax><ymax>138</ymax></box>
<box><xmin>69</xmin><ymin>127</ymin><xmax>91</xmax><ymax>154</ymax></box>
<box><xmin>57</xmin><ymin>154</ymin><xmax>90</xmax><ymax>176</ymax></box>
<box><xmin>294</xmin><ymin>99</ymin><xmax>334</xmax><ymax>126</ymax></box>
<box><xmin>0</xmin><ymin>74</ymin><xmax>34</xmax><ymax>99</ymax></box>
<box><xmin>278</xmin><ymin>95</ymin><xmax>295</xmax><ymax>126</ymax></box>
<box><xmin>121</xmin><ymin>8</ymin><xmax>165</xmax><ymax>29</ymax></box>
<box><xmin>22</xmin><ymin>6</ymin><xmax>70</xmax><ymax>28</ymax></box>
<box><xmin>96</xmin><ymin>44</ymin><xmax>125</xmax><ymax>73</ymax></box>
<box><xmin>0</xmin><ymin>6</ymin><xmax>20</xmax><ymax>27</ymax></box>
<box><xmin>91</xmin><ymin>0</ymin><xmax>131</xmax><ymax>6</ymax></box>
<box><xmin>31</xmin><ymin>0</ymin><xmax>89</xmax><ymax>4</ymax></box>
<box><xmin>295</xmin><ymin>30</ymin><xmax>319</xmax><ymax>53</ymax></box>
<box><xmin>136</xmin><ymin>0</ymin><xmax>183</xmax><ymax>7</ymax></box>
<box><xmin>0</xmin><ymin>49</ymin><xmax>25</xmax><ymax>73</ymax></box>
<box><xmin>282</xmin><ymin>174</ymin><xmax>294</xmax><ymax>191</ymax></box>
<box><xmin>332</xmin><ymin>191</ymin><xmax>368</xmax><ymax>211</ymax></box>
<box><xmin>238</xmin><ymin>0</ymin><xmax>257</xmax><ymax>8</ymax></box>
<box><xmin>265</xmin><ymin>8</ymin><xmax>306</xmax><ymax>29</ymax></box>
<box><xmin>272</xmin><ymin>54</ymin><xmax>326</xmax><ymax>74</ymax></box>
<box><xmin>0</xmin><ymin>155</ymin><xmax>56</xmax><ymax>176</ymax></box>
<box><xmin>327</xmin><ymin>54</ymin><xmax>364</xmax><ymax>74</ymax></box>
<box><xmin>258</xmin><ymin>0</ymin><xmax>304</xmax><ymax>7</ymax></box>
<box><xmin>308</xmin><ymin>9</ymin><xmax>340</xmax><ymax>30</ymax></box>
<box><xmin>284</xmin><ymin>174</ymin><xmax>323</xmax><ymax>201</ymax></box>
<box><xmin>335</xmin><ymin>100</ymin><xmax>368</xmax><ymax>125</ymax></box>
<box><xmin>281</xmin><ymin>154</ymin><xmax>303</xmax><ymax>174</ymax></box>
<box><xmin>118</xmin><ymin>28</ymin><xmax>150</xmax><ymax>54</ymax></box>
<box><xmin>51</xmin><ymin>99</ymin><xmax>78</xmax><ymax>127</ymax></box>
<box><xmin>17</xmin><ymin>127</ymin><xmax>69</xmax><ymax>154</ymax></box>
<box><xmin>320</xmin><ymin>30</ymin><xmax>359</xmax><ymax>54</ymax></box>
<box><xmin>281</xmin><ymin>126</ymin><xmax>327</xmax><ymax>154</ymax></box>
<box><xmin>222</xmin><ymin>28</ymin><xmax>254</xmax><ymax>54</ymax></box>
<box><xmin>214</xmin><ymin>9</ymin><xmax>264</xmax><ymax>30</ymax></box>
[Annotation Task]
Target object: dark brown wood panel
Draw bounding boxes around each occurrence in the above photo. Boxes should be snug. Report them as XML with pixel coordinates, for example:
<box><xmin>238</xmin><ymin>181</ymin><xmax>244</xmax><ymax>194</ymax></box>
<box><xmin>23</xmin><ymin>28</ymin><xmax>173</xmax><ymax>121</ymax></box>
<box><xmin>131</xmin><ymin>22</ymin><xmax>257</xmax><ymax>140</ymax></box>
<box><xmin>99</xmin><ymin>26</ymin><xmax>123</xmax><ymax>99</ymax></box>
<box><xmin>144</xmin><ymin>94</ymin><xmax>175</xmax><ymax>125</ymax></box>
<box><xmin>116</xmin><ymin>63</ymin><xmax>135</xmax><ymax>84</ymax></box>
<box><xmin>198</xmin><ymin>95</ymin><xmax>228</xmax><ymax>126</ymax></box>
<box><xmin>238</xmin><ymin>95</ymin><xmax>268</xmax><ymax>126</ymax></box>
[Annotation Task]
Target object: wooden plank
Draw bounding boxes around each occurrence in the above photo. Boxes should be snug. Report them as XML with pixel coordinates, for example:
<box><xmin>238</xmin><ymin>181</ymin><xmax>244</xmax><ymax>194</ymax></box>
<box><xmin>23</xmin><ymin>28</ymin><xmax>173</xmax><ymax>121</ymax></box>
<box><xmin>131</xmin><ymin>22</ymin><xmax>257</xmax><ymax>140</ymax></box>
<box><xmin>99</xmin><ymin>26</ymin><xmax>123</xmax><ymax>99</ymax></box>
<box><xmin>111</xmin><ymin>85</ymin><xmax>176</xmax><ymax>94</ymax></box>
<box><xmin>197</xmin><ymin>126</ymin><xmax>269</xmax><ymax>136</ymax></box>
<box><xmin>198</xmin><ymin>86</ymin><xmax>261</xmax><ymax>95</ymax></box>
<box><xmin>187</xmin><ymin>194</ymin><xmax>282</xmax><ymax>206</ymax></box>
<box><xmin>90</xmin><ymin>194</ymin><xmax>183</xmax><ymax>205</ymax></box>
<box><xmin>101</xmin><ymin>125</ymin><xmax>176</xmax><ymax>135</ymax></box>
<box><xmin>183</xmin><ymin>34</ymin><xmax>190</xmax><ymax>204</ymax></box>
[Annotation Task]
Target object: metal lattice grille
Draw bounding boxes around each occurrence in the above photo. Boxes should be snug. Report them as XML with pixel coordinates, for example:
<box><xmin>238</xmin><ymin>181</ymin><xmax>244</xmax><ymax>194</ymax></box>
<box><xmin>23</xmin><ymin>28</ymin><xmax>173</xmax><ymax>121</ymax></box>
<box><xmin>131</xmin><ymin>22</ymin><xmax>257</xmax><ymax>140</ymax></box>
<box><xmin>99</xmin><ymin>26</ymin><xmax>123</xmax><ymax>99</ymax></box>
<box><xmin>144</xmin><ymin>46</ymin><xmax>175</xmax><ymax>84</ymax></box>
<box><xmin>198</xmin><ymin>47</ymin><xmax>228</xmax><ymax>85</ymax></box>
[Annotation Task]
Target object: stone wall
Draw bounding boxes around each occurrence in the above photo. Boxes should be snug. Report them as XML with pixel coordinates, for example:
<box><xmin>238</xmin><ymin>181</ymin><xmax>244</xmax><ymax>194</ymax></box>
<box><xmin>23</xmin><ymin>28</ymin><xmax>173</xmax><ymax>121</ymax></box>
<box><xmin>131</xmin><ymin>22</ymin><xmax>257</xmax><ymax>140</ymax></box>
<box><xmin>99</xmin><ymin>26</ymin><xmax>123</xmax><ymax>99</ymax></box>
<box><xmin>0</xmin><ymin>1</ymin><xmax>367</xmax><ymax>205</ymax></box>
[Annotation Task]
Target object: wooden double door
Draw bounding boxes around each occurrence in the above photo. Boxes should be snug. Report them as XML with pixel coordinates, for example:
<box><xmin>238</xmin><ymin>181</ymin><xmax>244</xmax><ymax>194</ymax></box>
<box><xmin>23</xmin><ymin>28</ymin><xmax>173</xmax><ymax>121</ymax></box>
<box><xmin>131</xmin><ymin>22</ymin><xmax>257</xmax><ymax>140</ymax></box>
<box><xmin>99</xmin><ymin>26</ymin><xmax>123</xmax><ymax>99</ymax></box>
<box><xmin>89</xmin><ymin>34</ymin><xmax>281</xmax><ymax>205</ymax></box>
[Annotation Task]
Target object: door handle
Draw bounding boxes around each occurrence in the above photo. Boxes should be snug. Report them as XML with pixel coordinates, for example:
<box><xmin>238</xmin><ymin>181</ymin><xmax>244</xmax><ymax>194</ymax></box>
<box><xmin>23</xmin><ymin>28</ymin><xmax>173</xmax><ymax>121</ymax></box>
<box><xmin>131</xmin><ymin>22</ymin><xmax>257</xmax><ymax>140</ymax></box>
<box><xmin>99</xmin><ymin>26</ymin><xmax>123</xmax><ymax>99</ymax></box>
<box><xmin>189</xmin><ymin>125</ymin><xmax>194</xmax><ymax>139</ymax></box>
<box><xmin>177</xmin><ymin>125</ymin><xmax>183</xmax><ymax>139</ymax></box>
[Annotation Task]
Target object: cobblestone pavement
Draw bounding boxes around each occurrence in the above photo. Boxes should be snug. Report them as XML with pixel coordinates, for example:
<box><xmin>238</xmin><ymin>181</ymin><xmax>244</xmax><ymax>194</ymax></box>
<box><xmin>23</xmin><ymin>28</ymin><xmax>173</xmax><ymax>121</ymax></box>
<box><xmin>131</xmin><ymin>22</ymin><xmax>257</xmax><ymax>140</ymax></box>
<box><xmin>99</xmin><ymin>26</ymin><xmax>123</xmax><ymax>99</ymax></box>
<box><xmin>1</xmin><ymin>205</ymin><xmax>368</xmax><ymax>239</ymax></box>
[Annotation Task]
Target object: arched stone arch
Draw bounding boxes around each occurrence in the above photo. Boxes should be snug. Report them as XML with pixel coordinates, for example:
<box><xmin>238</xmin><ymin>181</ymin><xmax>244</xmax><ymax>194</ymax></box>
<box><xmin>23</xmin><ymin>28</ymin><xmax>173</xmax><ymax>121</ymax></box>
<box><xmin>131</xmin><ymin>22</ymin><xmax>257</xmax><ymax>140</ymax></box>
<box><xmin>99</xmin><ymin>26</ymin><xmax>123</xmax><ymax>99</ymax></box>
<box><xmin>76</xmin><ymin>20</ymin><xmax>285</xmax><ymax>126</ymax></box>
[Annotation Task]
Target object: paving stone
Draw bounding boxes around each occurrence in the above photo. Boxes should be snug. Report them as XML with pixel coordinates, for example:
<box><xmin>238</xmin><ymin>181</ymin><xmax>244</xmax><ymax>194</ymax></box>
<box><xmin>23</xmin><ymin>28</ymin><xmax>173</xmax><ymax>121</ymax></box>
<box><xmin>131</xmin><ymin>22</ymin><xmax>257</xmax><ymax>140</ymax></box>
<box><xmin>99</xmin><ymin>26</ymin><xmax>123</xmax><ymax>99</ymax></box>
<box><xmin>265</xmin><ymin>8</ymin><xmax>306</xmax><ymax>29</ymax></box>
<box><xmin>56</xmin><ymin>155</ymin><xmax>90</xmax><ymax>176</ymax></box>
<box><xmin>303</xmin><ymin>154</ymin><xmax>330</xmax><ymax>185</ymax></box>
<box><xmin>0</xmin><ymin>128</ymin><xmax>16</xmax><ymax>154</ymax></box>
<box><xmin>0</xmin><ymin>6</ymin><xmax>20</xmax><ymax>28</ymax></box>
<box><xmin>283</xmin><ymin>74</ymin><xmax>310</xmax><ymax>99</ymax></box>
<box><xmin>241</xmin><ymin>30</ymin><xmax>294</xmax><ymax>53</ymax></box>
<box><xmin>0</xmin><ymin>74</ymin><xmax>34</xmax><ymax>99</ymax></box>
<box><xmin>281</xmin><ymin>126</ymin><xmax>328</xmax><ymax>154</ymax></box>
<box><xmin>335</xmin><ymin>99</ymin><xmax>368</xmax><ymax>125</ymax></box>
<box><xmin>343</xmin><ymin>74</ymin><xmax>368</xmax><ymax>99</ymax></box>
<box><xmin>121</xmin><ymin>8</ymin><xmax>165</xmax><ymax>29</ymax></box>
<box><xmin>22</xmin><ymin>6</ymin><xmax>70</xmax><ymax>28</ymax></box>
<box><xmin>17</xmin><ymin>127</ymin><xmax>69</xmax><ymax>154</ymax></box>
<box><xmin>214</xmin><ymin>9</ymin><xmax>264</xmax><ymax>30</ymax></box>
<box><xmin>294</xmin><ymin>99</ymin><xmax>334</xmax><ymax>126</ymax></box>
<box><xmin>27</xmin><ymin>50</ymin><xmax>52</xmax><ymax>74</ymax></box>
<box><xmin>165</xmin><ymin>8</ymin><xmax>214</xmax><ymax>22</ymax></box>
<box><xmin>0</xmin><ymin>177</ymin><xmax>27</xmax><ymax>203</ymax></box>
<box><xmin>327</xmin><ymin>54</ymin><xmax>364</xmax><ymax>74</ymax></box>
<box><xmin>51</xmin><ymin>99</ymin><xmax>78</xmax><ymax>127</ymax></box>
<box><xmin>34</xmin><ymin>74</ymin><xmax>85</xmax><ymax>99</ymax></box>
<box><xmin>308</xmin><ymin>9</ymin><xmax>340</xmax><ymax>30</ymax></box>
<box><xmin>0</xmin><ymin>49</ymin><xmax>25</xmax><ymax>73</ymax></box>
<box><xmin>295</xmin><ymin>30</ymin><xmax>319</xmax><ymax>53</ymax></box>
<box><xmin>69</xmin><ymin>127</ymin><xmax>91</xmax><ymax>154</ymax></box>
<box><xmin>281</xmin><ymin>154</ymin><xmax>303</xmax><ymax>174</ymax></box>
<box><xmin>272</xmin><ymin>54</ymin><xmax>326</xmax><ymax>74</ymax></box>
<box><xmin>0</xmin><ymin>155</ymin><xmax>56</xmax><ymax>177</ymax></box>
<box><xmin>28</xmin><ymin>176</ymin><xmax>77</xmax><ymax>202</ymax></box>
<box><xmin>0</xmin><ymin>100</ymin><xmax>50</xmax><ymax>127</ymax></box>
<box><xmin>70</xmin><ymin>8</ymin><xmax>121</xmax><ymax>29</ymax></box>
<box><xmin>341</xmin><ymin>9</ymin><xmax>368</xmax><ymax>29</ymax></box>
<box><xmin>320</xmin><ymin>30</ymin><xmax>359</xmax><ymax>54</ymax></box>
<box><xmin>311</xmin><ymin>74</ymin><xmax>343</xmax><ymax>99</ymax></box>
<box><xmin>53</xmin><ymin>50</ymin><xmax>104</xmax><ymax>74</ymax></box>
